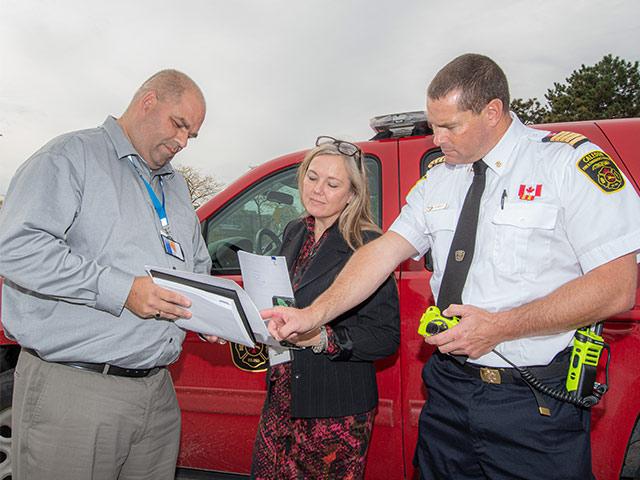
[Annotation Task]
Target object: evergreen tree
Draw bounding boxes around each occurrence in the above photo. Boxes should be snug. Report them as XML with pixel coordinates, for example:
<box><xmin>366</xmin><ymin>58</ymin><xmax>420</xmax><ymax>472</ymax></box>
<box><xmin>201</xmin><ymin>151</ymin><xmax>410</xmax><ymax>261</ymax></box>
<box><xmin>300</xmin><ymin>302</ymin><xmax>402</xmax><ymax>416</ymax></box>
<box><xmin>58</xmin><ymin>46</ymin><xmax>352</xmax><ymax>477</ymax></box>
<box><xmin>510</xmin><ymin>54</ymin><xmax>640</xmax><ymax>123</ymax></box>
<box><xmin>509</xmin><ymin>98</ymin><xmax>548</xmax><ymax>125</ymax></box>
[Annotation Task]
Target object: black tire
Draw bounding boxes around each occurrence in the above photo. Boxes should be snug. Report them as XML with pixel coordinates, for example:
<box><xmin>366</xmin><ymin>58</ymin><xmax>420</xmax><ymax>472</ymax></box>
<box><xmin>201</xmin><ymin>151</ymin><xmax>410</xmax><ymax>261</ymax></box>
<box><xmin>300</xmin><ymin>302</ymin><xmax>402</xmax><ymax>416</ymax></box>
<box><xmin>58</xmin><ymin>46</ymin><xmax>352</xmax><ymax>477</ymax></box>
<box><xmin>621</xmin><ymin>414</ymin><xmax>640</xmax><ymax>479</ymax></box>
<box><xmin>0</xmin><ymin>367</ymin><xmax>13</xmax><ymax>480</ymax></box>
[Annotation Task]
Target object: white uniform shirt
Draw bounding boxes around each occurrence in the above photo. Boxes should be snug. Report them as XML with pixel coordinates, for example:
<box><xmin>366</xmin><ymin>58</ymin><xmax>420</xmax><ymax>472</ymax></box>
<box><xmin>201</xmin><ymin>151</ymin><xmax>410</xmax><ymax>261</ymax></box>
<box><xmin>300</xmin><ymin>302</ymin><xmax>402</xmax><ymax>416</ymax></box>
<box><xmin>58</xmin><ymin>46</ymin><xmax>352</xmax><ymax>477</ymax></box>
<box><xmin>390</xmin><ymin>113</ymin><xmax>640</xmax><ymax>367</ymax></box>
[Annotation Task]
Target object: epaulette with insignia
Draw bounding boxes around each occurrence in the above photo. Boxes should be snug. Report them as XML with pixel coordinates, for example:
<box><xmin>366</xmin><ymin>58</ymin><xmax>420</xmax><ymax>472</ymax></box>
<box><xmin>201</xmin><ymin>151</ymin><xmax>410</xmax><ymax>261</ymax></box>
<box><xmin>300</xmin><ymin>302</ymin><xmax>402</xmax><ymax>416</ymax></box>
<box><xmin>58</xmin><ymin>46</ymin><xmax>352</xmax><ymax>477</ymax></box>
<box><xmin>426</xmin><ymin>155</ymin><xmax>446</xmax><ymax>171</ymax></box>
<box><xmin>542</xmin><ymin>131</ymin><xmax>589</xmax><ymax>149</ymax></box>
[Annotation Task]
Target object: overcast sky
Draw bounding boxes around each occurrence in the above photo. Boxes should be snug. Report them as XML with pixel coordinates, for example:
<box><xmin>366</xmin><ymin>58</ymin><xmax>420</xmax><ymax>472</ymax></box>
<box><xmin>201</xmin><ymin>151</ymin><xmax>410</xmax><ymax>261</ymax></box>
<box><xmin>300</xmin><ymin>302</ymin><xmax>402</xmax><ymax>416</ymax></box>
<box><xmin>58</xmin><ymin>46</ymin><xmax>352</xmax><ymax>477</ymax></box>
<box><xmin>1</xmin><ymin>0</ymin><xmax>639</xmax><ymax>195</ymax></box>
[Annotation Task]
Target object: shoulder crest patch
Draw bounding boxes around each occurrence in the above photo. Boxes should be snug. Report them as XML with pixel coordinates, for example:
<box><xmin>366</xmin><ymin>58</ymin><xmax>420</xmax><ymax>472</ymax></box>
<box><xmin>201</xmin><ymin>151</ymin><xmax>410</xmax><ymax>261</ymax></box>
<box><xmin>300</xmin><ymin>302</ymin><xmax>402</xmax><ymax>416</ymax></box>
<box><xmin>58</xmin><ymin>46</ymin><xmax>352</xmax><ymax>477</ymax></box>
<box><xmin>577</xmin><ymin>150</ymin><xmax>625</xmax><ymax>193</ymax></box>
<box><xmin>543</xmin><ymin>131</ymin><xmax>589</xmax><ymax>149</ymax></box>
<box><xmin>426</xmin><ymin>155</ymin><xmax>446</xmax><ymax>171</ymax></box>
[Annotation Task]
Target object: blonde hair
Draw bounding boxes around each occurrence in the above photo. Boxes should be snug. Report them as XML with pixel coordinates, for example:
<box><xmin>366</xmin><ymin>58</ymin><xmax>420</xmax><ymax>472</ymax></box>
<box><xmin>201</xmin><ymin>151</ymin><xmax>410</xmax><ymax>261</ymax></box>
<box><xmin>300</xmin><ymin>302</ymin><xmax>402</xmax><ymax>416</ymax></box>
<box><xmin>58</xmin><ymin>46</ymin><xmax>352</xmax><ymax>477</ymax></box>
<box><xmin>297</xmin><ymin>142</ymin><xmax>380</xmax><ymax>250</ymax></box>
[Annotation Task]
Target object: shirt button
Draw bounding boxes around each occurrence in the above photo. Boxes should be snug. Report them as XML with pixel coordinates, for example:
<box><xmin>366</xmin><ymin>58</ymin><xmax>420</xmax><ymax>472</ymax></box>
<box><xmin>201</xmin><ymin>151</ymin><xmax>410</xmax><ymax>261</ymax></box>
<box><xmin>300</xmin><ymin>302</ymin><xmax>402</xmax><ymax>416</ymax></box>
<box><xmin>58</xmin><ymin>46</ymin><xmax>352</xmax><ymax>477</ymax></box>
<box><xmin>294</xmin><ymin>373</ymin><xmax>301</xmax><ymax>380</ymax></box>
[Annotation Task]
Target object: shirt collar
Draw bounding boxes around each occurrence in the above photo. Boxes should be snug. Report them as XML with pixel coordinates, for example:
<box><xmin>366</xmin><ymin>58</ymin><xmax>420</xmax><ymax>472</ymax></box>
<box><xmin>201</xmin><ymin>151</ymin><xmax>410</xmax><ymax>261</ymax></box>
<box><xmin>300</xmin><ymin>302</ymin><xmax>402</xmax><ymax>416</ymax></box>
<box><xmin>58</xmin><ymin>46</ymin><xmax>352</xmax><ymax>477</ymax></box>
<box><xmin>483</xmin><ymin>112</ymin><xmax>527</xmax><ymax>176</ymax></box>
<box><xmin>303</xmin><ymin>215</ymin><xmax>316</xmax><ymax>235</ymax></box>
<box><xmin>101</xmin><ymin>116</ymin><xmax>174</xmax><ymax>177</ymax></box>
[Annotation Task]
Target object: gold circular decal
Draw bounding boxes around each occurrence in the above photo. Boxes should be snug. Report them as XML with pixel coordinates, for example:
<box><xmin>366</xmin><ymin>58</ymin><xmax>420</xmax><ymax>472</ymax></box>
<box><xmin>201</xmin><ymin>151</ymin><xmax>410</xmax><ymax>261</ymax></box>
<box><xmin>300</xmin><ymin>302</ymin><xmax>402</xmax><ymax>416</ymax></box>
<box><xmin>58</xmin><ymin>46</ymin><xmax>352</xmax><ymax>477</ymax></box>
<box><xmin>230</xmin><ymin>342</ymin><xmax>268</xmax><ymax>372</ymax></box>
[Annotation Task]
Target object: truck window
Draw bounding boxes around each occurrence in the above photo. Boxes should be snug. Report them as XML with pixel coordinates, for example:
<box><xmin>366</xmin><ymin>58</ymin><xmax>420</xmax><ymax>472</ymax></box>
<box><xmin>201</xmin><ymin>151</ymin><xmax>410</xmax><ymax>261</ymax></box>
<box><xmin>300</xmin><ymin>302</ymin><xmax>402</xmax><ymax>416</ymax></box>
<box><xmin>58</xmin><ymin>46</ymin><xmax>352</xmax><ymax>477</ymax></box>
<box><xmin>204</xmin><ymin>157</ymin><xmax>381</xmax><ymax>275</ymax></box>
<box><xmin>366</xmin><ymin>155</ymin><xmax>382</xmax><ymax>226</ymax></box>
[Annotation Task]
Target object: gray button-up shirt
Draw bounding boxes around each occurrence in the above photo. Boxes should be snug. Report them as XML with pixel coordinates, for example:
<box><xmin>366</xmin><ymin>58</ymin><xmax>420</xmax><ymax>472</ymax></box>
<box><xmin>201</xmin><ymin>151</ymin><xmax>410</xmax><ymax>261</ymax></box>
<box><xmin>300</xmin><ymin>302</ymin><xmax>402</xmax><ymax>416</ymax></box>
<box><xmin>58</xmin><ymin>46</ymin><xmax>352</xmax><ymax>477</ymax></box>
<box><xmin>0</xmin><ymin>117</ymin><xmax>212</xmax><ymax>368</ymax></box>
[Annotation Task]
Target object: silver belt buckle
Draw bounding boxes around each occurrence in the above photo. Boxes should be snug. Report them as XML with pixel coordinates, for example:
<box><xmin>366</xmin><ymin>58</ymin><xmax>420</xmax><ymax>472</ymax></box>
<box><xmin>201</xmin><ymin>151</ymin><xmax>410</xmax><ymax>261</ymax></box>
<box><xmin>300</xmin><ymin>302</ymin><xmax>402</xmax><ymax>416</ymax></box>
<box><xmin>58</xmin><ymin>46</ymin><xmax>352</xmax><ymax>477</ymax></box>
<box><xmin>479</xmin><ymin>367</ymin><xmax>502</xmax><ymax>384</ymax></box>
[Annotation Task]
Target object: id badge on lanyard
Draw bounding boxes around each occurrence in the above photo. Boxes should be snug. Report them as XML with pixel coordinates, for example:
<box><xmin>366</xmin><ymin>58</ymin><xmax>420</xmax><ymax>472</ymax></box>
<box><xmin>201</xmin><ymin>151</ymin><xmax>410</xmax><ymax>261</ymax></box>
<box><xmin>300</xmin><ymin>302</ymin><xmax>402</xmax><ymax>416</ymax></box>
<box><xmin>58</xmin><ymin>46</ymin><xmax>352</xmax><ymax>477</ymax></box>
<box><xmin>129</xmin><ymin>156</ymin><xmax>185</xmax><ymax>262</ymax></box>
<box><xmin>160</xmin><ymin>231</ymin><xmax>185</xmax><ymax>261</ymax></box>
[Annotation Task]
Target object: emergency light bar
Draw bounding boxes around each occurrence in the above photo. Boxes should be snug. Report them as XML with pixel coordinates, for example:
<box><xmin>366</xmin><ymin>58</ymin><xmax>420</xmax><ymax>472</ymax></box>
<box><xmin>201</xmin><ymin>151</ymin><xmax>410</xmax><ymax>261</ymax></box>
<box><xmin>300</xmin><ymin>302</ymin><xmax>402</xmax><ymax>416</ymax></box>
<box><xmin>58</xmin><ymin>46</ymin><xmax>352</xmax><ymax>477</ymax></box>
<box><xmin>369</xmin><ymin>111</ymin><xmax>432</xmax><ymax>139</ymax></box>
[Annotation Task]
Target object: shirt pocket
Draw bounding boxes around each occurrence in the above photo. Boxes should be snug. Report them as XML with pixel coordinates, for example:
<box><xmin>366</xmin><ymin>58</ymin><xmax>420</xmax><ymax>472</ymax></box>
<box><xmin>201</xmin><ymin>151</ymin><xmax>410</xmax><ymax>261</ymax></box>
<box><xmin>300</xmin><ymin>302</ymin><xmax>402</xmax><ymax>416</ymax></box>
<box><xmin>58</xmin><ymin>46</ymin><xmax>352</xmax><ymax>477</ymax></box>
<box><xmin>492</xmin><ymin>203</ymin><xmax>559</xmax><ymax>275</ymax></box>
<box><xmin>424</xmin><ymin>209</ymin><xmax>458</xmax><ymax>273</ymax></box>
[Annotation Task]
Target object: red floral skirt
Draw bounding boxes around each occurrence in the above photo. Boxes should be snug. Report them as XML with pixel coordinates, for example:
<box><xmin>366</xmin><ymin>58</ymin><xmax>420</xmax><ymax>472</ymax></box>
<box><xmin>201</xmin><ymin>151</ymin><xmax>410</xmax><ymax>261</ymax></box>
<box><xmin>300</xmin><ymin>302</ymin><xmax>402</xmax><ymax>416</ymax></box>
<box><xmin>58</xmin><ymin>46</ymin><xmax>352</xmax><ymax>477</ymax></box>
<box><xmin>251</xmin><ymin>363</ymin><xmax>375</xmax><ymax>479</ymax></box>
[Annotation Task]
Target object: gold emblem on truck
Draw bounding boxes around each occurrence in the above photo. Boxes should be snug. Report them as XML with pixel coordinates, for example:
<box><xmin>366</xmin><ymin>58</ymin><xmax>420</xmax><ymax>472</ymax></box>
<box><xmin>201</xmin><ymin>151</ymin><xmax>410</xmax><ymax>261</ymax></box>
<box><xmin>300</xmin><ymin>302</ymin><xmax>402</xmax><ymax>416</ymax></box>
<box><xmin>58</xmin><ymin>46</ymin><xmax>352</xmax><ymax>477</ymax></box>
<box><xmin>230</xmin><ymin>343</ymin><xmax>268</xmax><ymax>372</ymax></box>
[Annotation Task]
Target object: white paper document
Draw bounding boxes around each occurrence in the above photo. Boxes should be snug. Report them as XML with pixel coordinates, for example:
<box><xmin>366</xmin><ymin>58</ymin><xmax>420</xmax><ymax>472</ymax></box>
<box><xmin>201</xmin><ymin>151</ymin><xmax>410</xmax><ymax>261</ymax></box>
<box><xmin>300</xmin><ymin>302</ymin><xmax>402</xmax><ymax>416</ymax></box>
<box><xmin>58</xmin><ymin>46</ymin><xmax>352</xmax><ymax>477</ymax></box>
<box><xmin>238</xmin><ymin>251</ymin><xmax>296</xmax><ymax>365</ymax></box>
<box><xmin>237</xmin><ymin>251</ymin><xmax>294</xmax><ymax>310</ymax></box>
<box><xmin>146</xmin><ymin>266</ymin><xmax>280</xmax><ymax>348</ymax></box>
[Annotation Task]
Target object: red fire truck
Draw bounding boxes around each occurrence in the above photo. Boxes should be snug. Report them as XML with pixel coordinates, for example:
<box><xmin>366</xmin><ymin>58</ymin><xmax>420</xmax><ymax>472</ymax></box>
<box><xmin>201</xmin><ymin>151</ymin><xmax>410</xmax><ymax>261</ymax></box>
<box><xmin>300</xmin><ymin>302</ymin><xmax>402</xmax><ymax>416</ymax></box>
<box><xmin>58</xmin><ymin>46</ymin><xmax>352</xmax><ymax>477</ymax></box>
<box><xmin>1</xmin><ymin>113</ymin><xmax>639</xmax><ymax>479</ymax></box>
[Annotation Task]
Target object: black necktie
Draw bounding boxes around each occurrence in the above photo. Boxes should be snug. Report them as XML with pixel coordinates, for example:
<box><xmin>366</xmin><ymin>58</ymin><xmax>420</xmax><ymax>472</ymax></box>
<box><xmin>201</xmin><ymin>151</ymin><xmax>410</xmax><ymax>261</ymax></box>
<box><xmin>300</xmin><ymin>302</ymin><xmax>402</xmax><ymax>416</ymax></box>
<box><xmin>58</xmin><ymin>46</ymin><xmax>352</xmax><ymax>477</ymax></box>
<box><xmin>437</xmin><ymin>159</ymin><xmax>488</xmax><ymax>313</ymax></box>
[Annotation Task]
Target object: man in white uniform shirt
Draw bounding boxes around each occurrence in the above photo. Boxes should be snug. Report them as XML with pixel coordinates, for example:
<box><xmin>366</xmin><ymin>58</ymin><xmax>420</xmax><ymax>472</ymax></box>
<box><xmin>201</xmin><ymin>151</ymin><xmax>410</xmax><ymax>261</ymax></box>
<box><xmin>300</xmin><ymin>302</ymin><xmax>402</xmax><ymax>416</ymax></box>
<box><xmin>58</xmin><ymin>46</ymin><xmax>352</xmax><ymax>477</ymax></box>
<box><xmin>264</xmin><ymin>54</ymin><xmax>640</xmax><ymax>479</ymax></box>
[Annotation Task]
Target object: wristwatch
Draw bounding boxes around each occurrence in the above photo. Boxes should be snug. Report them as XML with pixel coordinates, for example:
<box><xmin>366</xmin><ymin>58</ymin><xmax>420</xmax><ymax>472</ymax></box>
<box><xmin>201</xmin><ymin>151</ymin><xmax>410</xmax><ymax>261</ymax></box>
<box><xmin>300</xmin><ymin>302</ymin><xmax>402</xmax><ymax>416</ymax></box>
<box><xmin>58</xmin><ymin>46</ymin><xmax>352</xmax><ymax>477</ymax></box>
<box><xmin>311</xmin><ymin>326</ymin><xmax>328</xmax><ymax>354</ymax></box>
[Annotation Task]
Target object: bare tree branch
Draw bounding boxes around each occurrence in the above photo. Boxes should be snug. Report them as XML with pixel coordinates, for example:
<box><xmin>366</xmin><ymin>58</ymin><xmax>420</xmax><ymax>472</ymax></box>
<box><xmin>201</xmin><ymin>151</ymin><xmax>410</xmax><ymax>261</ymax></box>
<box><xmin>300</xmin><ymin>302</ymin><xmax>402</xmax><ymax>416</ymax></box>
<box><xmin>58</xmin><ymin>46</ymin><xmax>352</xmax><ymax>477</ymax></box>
<box><xmin>175</xmin><ymin>164</ymin><xmax>225</xmax><ymax>209</ymax></box>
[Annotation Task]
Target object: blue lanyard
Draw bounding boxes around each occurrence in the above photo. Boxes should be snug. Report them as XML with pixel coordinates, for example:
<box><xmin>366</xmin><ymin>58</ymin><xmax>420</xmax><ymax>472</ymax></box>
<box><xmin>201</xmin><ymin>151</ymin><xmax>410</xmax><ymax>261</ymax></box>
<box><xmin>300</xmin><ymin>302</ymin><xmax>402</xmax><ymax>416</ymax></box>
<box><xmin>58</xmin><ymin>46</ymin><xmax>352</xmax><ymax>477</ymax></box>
<box><xmin>128</xmin><ymin>156</ymin><xmax>169</xmax><ymax>228</ymax></box>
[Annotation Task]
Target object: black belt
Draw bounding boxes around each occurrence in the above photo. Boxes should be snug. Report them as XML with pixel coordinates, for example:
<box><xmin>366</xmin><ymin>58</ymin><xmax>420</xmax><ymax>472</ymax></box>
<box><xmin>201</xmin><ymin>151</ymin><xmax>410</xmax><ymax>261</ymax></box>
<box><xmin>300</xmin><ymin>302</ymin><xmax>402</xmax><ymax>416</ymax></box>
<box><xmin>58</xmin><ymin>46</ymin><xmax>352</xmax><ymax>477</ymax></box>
<box><xmin>25</xmin><ymin>349</ymin><xmax>162</xmax><ymax>378</ymax></box>
<box><xmin>440</xmin><ymin>350</ymin><xmax>569</xmax><ymax>385</ymax></box>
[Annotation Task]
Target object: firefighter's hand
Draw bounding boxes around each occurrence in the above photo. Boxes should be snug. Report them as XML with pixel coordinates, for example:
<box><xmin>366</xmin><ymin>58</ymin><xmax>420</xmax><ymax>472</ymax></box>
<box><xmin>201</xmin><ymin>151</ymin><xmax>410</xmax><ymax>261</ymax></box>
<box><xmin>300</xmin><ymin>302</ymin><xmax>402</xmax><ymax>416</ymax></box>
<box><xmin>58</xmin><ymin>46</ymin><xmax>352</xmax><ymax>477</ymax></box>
<box><xmin>262</xmin><ymin>306</ymin><xmax>319</xmax><ymax>341</ymax></box>
<box><xmin>290</xmin><ymin>328</ymin><xmax>322</xmax><ymax>348</ymax></box>
<box><xmin>423</xmin><ymin>304</ymin><xmax>502</xmax><ymax>359</ymax></box>
<box><xmin>125</xmin><ymin>276</ymin><xmax>192</xmax><ymax>320</ymax></box>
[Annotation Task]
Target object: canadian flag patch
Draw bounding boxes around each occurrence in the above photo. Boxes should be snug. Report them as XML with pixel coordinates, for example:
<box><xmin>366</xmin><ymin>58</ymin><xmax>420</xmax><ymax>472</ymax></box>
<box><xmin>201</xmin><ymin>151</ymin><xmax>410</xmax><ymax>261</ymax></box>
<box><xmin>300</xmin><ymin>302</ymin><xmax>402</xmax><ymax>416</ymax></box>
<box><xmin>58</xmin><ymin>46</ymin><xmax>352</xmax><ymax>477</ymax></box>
<box><xmin>518</xmin><ymin>184</ymin><xmax>542</xmax><ymax>201</ymax></box>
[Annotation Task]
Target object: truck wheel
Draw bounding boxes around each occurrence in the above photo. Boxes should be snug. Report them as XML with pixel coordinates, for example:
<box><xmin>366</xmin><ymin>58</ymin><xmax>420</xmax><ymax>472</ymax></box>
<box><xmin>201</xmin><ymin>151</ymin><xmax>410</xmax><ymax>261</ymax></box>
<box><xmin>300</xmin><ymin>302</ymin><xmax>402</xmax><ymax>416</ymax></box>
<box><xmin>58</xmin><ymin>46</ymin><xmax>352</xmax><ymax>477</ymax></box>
<box><xmin>0</xmin><ymin>368</ymin><xmax>13</xmax><ymax>480</ymax></box>
<box><xmin>621</xmin><ymin>415</ymin><xmax>640</xmax><ymax>479</ymax></box>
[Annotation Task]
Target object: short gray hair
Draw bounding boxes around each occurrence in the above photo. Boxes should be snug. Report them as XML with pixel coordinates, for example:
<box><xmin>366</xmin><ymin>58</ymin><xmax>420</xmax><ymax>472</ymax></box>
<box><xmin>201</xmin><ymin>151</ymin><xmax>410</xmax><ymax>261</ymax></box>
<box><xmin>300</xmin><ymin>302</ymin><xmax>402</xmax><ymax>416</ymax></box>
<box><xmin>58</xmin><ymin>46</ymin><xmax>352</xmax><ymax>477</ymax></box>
<box><xmin>134</xmin><ymin>69</ymin><xmax>205</xmax><ymax>107</ymax></box>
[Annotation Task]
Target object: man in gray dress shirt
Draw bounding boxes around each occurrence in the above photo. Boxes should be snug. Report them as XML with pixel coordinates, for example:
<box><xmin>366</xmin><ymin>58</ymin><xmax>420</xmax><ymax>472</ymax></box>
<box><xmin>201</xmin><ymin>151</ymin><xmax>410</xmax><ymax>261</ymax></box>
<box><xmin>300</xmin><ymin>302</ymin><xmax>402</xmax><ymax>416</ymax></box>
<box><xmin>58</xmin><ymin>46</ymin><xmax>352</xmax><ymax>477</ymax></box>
<box><xmin>0</xmin><ymin>69</ymin><xmax>212</xmax><ymax>480</ymax></box>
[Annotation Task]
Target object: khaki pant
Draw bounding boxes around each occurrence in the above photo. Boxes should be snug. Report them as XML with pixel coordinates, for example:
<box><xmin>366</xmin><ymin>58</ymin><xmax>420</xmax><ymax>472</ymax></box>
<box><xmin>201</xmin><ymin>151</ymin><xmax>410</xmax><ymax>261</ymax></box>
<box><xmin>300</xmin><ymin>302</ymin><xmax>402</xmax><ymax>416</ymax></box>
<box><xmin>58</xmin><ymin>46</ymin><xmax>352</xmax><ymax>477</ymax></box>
<box><xmin>12</xmin><ymin>349</ymin><xmax>181</xmax><ymax>480</ymax></box>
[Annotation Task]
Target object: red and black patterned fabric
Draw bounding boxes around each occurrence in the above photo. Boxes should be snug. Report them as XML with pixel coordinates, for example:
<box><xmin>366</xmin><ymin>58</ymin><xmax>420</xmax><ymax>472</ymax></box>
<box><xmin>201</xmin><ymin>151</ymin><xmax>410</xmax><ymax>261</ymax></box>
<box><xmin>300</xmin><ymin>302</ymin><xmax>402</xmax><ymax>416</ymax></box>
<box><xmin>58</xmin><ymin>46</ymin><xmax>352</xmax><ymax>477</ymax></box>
<box><xmin>251</xmin><ymin>359</ymin><xmax>374</xmax><ymax>479</ymax></box>
<box><xmin>251</xmin><ymin>217</ymin><xmax>375</xmax><ymax>479</ymax></box>
<box><xmin>290</xmin><ymin>216</ymin><xmax>328</xmax><ymax>290</ymax></box>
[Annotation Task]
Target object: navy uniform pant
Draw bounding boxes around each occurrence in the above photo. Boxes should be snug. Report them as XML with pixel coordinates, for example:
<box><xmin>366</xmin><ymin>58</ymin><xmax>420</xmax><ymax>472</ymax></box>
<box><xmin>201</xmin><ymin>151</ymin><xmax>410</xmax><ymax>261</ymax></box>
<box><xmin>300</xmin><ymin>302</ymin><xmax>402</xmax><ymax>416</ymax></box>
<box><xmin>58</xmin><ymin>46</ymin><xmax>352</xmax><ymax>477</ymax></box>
<box><xmin>415</xmin><ymin>352</ymin><xmax>594</xmax><ymax>480</ymax></box>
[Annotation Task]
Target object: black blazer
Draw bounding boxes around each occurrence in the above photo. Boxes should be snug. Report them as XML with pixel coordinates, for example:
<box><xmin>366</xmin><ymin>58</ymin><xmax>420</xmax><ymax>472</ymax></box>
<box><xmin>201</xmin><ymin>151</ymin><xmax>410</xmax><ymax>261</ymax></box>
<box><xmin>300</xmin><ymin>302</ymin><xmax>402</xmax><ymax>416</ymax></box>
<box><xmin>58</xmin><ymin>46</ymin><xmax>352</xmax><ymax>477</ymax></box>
<box><xmin>278</xmin><ymin>218</ymin><xmax>400</xmax><ymax>418</ymax></box>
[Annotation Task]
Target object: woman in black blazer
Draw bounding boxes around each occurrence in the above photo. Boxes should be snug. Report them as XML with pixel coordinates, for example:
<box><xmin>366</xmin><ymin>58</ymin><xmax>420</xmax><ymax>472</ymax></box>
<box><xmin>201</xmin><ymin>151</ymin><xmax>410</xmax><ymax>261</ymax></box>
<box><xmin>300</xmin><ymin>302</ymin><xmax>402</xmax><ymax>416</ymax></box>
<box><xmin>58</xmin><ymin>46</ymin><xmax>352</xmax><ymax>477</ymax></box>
<box><xmin>251</xmin><ymin>137</ymin><xmax>400</xmax><ymax>479</ymax></box>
